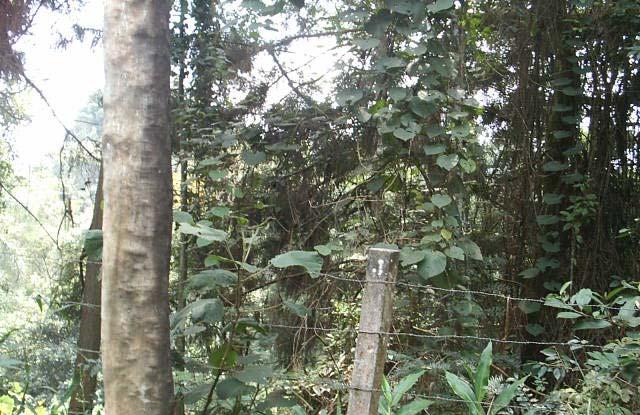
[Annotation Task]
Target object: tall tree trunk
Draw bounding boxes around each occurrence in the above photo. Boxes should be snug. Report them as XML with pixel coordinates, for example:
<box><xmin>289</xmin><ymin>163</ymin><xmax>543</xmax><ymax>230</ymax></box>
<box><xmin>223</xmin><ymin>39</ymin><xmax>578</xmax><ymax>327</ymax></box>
<box><xmin>522</xmin><ymin>0</ymin><xmax>580</xmax><ymax>362</ymax></box>
<box><xmin>102</xmin><ymin>1</ymin><xmax>174</xmax><ymax>414</ymax></box>
<box><xmin>68</xmin><ymin>166</ymin><xmax>103</xmax><ymax>415</ymax></box>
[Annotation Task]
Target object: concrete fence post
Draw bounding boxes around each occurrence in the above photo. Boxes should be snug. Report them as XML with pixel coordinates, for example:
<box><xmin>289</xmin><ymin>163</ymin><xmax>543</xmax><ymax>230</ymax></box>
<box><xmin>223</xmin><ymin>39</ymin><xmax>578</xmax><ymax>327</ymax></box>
<box><xmin>347</xmin><ymin>247</ymin><xmax>399</xmax><ymax>415</ymax></box>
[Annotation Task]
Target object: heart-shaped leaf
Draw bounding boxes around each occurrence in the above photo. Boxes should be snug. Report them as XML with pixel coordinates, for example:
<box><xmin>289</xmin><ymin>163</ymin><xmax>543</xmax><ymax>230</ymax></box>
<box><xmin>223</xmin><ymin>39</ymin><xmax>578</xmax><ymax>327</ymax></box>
<box><xmin>417</xmin><ymin>250</ymin><xmax>447</xmax><ymax>279</ymax></box>
<box><xmin>431</xmin><ymin>194</ymin><xmax>452</xmax><ymax>208</ymax></box>
<box><xmin>271</xmin><ymin>251</ymin><xmax>323</xmax><ymax>278</ymax></box>
<box><xmin>436</xmin><ymin>154</ymin><xmax>459</xmax><ymax>171</ymax></box>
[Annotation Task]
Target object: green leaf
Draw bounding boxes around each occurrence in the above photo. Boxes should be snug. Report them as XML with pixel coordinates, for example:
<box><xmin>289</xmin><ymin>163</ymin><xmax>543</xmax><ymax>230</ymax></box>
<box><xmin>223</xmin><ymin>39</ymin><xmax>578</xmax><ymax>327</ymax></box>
<box><xmin>0</xmin><ymin>395</ymin><xmax>14</xmax><ymax>414</ymax></box>
<box><xmin>242</xmin><ymin>0</ymin><xmax>266</xmax><ymax>12</ymax></box>
<box><xmin>393</xmin><ymin>128</ymin><xmax>416</xmax><ymax>141</ymax></box>
<box><xmin>425</xmin><ymin>125</ymin><xmax>445</xmax><ymax>138</ymax></box>
<box><xmin>489</xmin><ymin>377</ymin><xmax>527</xmax><ymax>415</ymax></box>
<box><xmin>183</xmin><ymin>383</ymin><xmax>214</xmax><ymax>405</ymax></box>
<box><xmin>536</xmin><ymin>257</ymin><xmax>560</xmax><ymax>271</ymax></box>
<box><xmin>198</xmin><ymin>157</ymin><xmax>222</xmax><ymax>168</ymax></box>
<box><xmin>405</xmin><ymin>43</ymin><xmax>427</xmax><ymax>56</ymax></box>
<box><xmin>551</xmin><ymin>77</ymin><xmax>572</xmax><ymax>86</ymax></box>
<box><xmin>451</xmin><ymin>124</ymin><xmax>472</xmax><ymax>138</ymax></box>
<box><xmin>417</xmin><ymin>90</ymin><xmax>445</xmax><ymax>102</ymax></box>
<box><xmin>431</xmin><ymin>194</ymin><xmax>452</xmax><ymax>208</ymax></box>
<box><xmin>353</xmin><ymin>38</ymin><xmax>380</xmax><ymax>49</ymax></box>
<box><xmin>417</xmin><ymin>250</ymin><xmax>447</xmax><ymax>280</ymax></box>
<box><xmin>387</xmin><ymin>0</ymin><xmax>418</xmax><ymax>15</ymax></box>
<box><xmin>543</xmin><ymin>193</ymin><xmax>564</xmax><ymax>205</ymax></box>
<box><xmin>445</xmin><ymin>372</ymin><xmax>482</xmax><ymax>415</ymax></box>
<box><xmin>377</xmin><ymin>56</ymin><xmax>406</xmax><ymax>70</ymax></box>
<box><xmin>364</xmin><ymin>10</ymin><xmax>392</xmax><ymax>37</ymax></box>
<box><xmin>557</xmin><ymin>311</ymin><xmax>583</xmax><ymax>319</ymax></box>
<box><xmin>234</xmin><ymin>365</ymin><xmax>274</xmax><ymax>385</ymax></box>
<box><xmin>179</xmin><ymin>223</ymin><xmax>228</xmax><ymax>242</ymax></box>
<box><xmin>409</xmin><ymin>97</ymin><xmax>435</xmax><ymax>118</ymax></box>
<box><xmin>174</xmin><ymin>211</ymin><xmax>194</xmax><ymax>224</ymax></box>
<box><xmin>208</xmin><ymin>206</ymin><xmax>231</xmax><ymax>217</ymax></box>
<box><xmin>265</xmin><ymin>143</ymin><xmax>299</xmax><ymax>152</ymax></box>
<box><xmin>459</xmin><ymin>158</ymin><xmax>477</xmax><ymax>173</ymax></box>
<box><xmin>392</xmin><ymin>370</ymin><xmax>425</xmax><ymax>406</ymax></box>
<box><xmin>427</xmin><ymin>0</ymin><xmax>454</xmax><ymax>13</ymax></box>
<box><xmin>400</xmin><ymin>247</ymin><xmax>426</xmax><ymax>267</ymax></box>
<box><xmin>204</xmin><ymin>255</ymin><xmax>220</xmax><ymax>267</ymax></box>
<box><xmin>183</xmin><ymin>324</ymin><xmax>206</xmax><ymax>336</ymax></box>
<box><xmin>519</xmin><ymin>267</ymin><xmax>540</xmax><ymax>279</ymax></box>
<box><xmin>336</xmin><ymin>88</ymin><xmax>363</xmax><ymax>106</ymax></box>
<box><xmin>475</xmin><ymin>342</ymin><xmax>492</xmax><ymax>402</ymax></box>
<box><xmin>561</xmin><ymin>87</ymin><xmax>579</xmax><ymax>96</ymax></box>
<box><xmin>0</xmin><ymin>356</ymin><xmax>22</xmax><ymax>369</ymax></box>
<box><xmin>357</xmin><ymin>107</ymin><xmax>372</xmax><ymax>122</ymax></box>
<box><xmin>561</xmin><ymin>172</ymin><xmax>584</xmax><ymax>184</ymax></box>
<box><xmin>241</xmin><ymin>150</ymin><xmax>267</xmax><ymax>166</ymax></box>
<box><xmin>190</xmin><ymin>298</ymin><xmax>224</xmax><ymax>323</ymax></box>
<box><xmin>237</xmin><ymin>261</ymin><xmax>259</xmax><ymax>273</ymax></box>
<box><xmin>552</xmin><ymin>104</ymin><xmax>572</xmax><ymax>112</ymax></box>
<box><xmin>208</xmin><ymin>170</ymin><xmax>227</xmax><ymax>181</ymax></box>
<box><xmin>83</xmin><ymin>229</ymin><xmax>103</xmax><ymax>261</ymax></box>
<box><xmin>189</xmin><ymin>269</ymin><xmax>238</xmax><ymax>291</ymax></box>
<box><xmin>445</xmin><ymin>246</ymin><xmax>465</xmax><ymax>261</ymax></box>
<box><xmin>424</xmin><ymin>144</ymin><xmax>446</xmax><ymax>155</ymax></box>
<box><xmin>210</xmin><ymin>343</ymin><xmax>238</xmax><ymax>369</ymax></box>
<box><xmin>436</xmin><ymin>154</ymin><xmax>459</xmax><ymax>171</ymax></box>
<box><xmin>390</xmin><ymin>87</ymin><xmax>409</xmax><ymax>101</ymax></box>
<box><xmin>574</xmin><ymin>319</ymin><xmax>612</xmax><ymax>331</ymax></box>
<box><xmin>397</xmin><ymin>399</ymin><xmax>433</xmax><ymax>415</ymax></box>
<box><xmin>271</xmin><ymin>251</ymin><xmax>323</xmax><ymax>278</ymax></box>
<box><xmin>421</xmin><ymin>233</ymin><xmax>442</xmax><ymax>244</ymax></box>
<box><xmin>216</xmin><ymin>378</ymin><xmax>253</xmax><ymax>400</ymax></box>
<box><xmin>314</xmin><ymin>244</ymin><xmax>332</xmax><ymax>256</ymax></box>
<box><xmin>542</xmin><ymin>240</ymin><xmax>560</xmax><ymax>253</ymax></box>
<box><xmin>518</xmin><ymin>301</ymin><xmax>541</xmax><ymax>314</ymax></box>
<box><xmin>458</xmin><ymin>239</ymin><xmax>482</xmax><ymax>261</ymax></box>
<box><xmin>544</xmin><ymin>297</ymin><xmax>577</xmax><ymax>311</ymax></box>
<box><xmin>543</xmin><ymin>161</ymin><xmax>569</xmax><ymax>172</ymax></box>
<box><xmin>526</xmin><ymin>324</ymin><xmax>545</xmax><ymax>336</ymax></box>
<box><xmin>552</xmin><ymin>130</ymin><xmax>572</xmax><ymax>139</ymax></box>
<box><xmin>536</xmin><ymin>215</ymin><xmax>560</xmax><ymax>226</ymax></box>
<box><xmin>255</xmin><ymin>391</ymin><xmax>298</xmax><ymax>411</ymax></box>
<box><xmin>283</xmin><ymin>300</ymin><xmax>309</xmax><ymax>317</ymax></box>
<box><xmin>617</xmin><ymin>297</ymin><xmax>640</xmax><ymax>325</ymax></box>
<box><xmin>571</xmin><ymin>288</ymin><xmax>593</xmax><ymax>306</ymax></box>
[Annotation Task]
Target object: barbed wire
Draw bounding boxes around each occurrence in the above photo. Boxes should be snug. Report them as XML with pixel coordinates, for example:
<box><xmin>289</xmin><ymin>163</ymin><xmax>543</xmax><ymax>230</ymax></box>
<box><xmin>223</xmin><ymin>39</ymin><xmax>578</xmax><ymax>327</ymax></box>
<box><xmin>1</xmin><ymin>249</ymin><xmax>635</xmax><ymax>314</ymax></box>
<box><xmin>3</xmin><ymin>250</ymin><xmax>639</xmax><ymax>355</ymax></box>
<box><xmin>282</xmin><ymin>375</ymin><xmax>537</xmax><ymax>412</ymax></box>
<box><xmin>321</xmin><ymin>273</ymin><xmax>635</xmax><ymax>312</ymax></box>
<box><xmin>257</xmin><ymin>322</ymin><xmax>639</xmax><ymax>352</ymax></box>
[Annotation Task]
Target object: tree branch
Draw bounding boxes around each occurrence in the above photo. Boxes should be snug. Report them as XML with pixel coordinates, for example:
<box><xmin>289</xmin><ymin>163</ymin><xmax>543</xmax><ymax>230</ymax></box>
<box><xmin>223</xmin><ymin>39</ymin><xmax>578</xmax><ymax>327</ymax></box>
<box><xmin>0</xmin><ymin>181</ymin><xmax>59</xmax><ymax>248</ymax></box>
<box><xmin>20</xmin><ymin>72</ymin><xmax>101</xmax><ymax>162</ymax></box>
<box><xmin>268</xmin><ymin>49</ymin><xmax>315</xmax><ymax>107</ymax></box>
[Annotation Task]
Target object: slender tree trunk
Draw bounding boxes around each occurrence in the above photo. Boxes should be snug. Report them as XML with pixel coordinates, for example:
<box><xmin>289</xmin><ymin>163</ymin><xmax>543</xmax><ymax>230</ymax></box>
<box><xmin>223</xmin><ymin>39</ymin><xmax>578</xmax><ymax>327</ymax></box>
<box><xmin>102</xmin><ymin>1</ymin><xmax>174</xmax><ymax>414</ymax></box>
<box><xmin>68</xmin><ymin>166</ymin><xmax>103</xmax><ymax>415</ymax></box>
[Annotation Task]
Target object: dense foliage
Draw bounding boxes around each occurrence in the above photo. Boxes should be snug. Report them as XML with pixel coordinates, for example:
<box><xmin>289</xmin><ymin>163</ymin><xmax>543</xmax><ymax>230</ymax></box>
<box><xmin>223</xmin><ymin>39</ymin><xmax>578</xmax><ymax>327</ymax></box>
<box><xmin>1</xmin><ymin>0</ymin><xmax>639</xmax><ymax>414</ymax></box>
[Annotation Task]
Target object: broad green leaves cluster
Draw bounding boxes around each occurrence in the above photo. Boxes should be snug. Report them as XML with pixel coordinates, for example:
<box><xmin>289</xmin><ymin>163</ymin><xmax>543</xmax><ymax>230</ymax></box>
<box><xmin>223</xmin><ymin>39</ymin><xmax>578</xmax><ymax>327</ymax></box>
<box><xmin>446</xmin><ymin>343</ymin><xmax>527</xmax><ymax>415</ymax></box>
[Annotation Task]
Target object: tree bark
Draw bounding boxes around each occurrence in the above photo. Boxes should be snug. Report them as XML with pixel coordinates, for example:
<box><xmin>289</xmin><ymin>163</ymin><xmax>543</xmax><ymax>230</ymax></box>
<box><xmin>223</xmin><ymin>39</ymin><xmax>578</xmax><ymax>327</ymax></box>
<box><xmin>68</xmin><ymin>166</ymin><xmax>103</xmax><ymax>415</ymax></box>
<box><xmin>102</xmin><ymin>1</ymin><xmax>174</xmax><ymax>414</ymax></box>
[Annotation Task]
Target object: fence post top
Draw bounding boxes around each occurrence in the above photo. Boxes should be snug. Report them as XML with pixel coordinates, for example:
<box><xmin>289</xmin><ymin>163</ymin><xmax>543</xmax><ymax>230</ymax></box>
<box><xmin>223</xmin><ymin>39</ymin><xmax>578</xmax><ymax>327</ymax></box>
<box><xmin>368</xmin><ymin>246</ymin><xmax>400</xmax><ymax>254</ymax></box>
